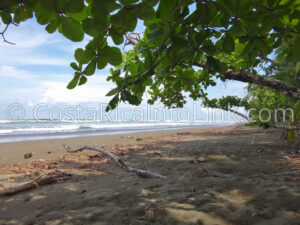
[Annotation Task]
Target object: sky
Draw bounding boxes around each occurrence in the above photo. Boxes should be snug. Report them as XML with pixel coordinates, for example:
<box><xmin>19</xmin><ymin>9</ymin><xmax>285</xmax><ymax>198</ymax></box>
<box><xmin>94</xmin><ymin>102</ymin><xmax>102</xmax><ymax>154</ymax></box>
<box><xmin>0</xmin><ymin>18</ymin><xmax>248</xmax><ymax>120</ymax></box>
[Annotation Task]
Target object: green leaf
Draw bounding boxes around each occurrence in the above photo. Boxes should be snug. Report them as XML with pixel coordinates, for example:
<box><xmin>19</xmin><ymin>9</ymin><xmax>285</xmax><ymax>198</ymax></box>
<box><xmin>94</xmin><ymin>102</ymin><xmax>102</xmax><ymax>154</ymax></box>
<box><xmin>46</xmin><ymin>17</ymin><xmax>60</xmax><ymax>34</ymax></box>
<box><xmin>148</xmin><ymin>28</ymin><xmax>163</xmax><ymax>40</ymax></box>
<box><xmin>83</xmin><ymin>61</ymin><xmax>96</xmax><ymax>75</ymax></box>
<box><xmin>171</xmin><ymin>36</ymin><xmax>189</xmax><ymax>50</ymax></box>
<box><xmin>64</xmin><ymin>0</ymin><xmax>84</xmax><ymax>13</ymax></box>
<box><xmin>54</xmin><ymin>0</ymin><xmax>68</xmax><ymax>12</ymax></box>
<box><xmin>110</xmin><ymin>9</ymin><xmax>137</xmax><ymax>32</ymax></box>
<box><xmin>79</xmin><ymin>76</ymin><xmax>87</xmax><ymax>85</ymax></box>
<box><xmin>101</xmin><ymin>47</ymin><xmax>123</xmax><ymax>66</ymax></box>
<box><xmin>75</xmin><ymin>48</ymin><xmax>89</xmax><ymax>64</ymax></box>
<box><xmin>61</xmin><ymin>16</ymin><xmax>84</xmax><ymax>42</ymax></box>
<box><xmin>292</xmin><ymin>37</ymin><xmax>300</xmax><ymax>61</ymax></box>
<box><xmin>35</xmin><ymin>1</ymin><xmax>56</xmax><ymax>25</ymax></box>
<box><xmin>133</xmin><ymin>4</ymin><xmax>155</xmax><ymax>20</ymax></box>
<box><xmin>223</xmin><ymin>34</ymin><xmax>235</xmax><ymax>53</ymax></box>
<box><xmin>1</xmin><ymin>11</ymin><xmax>12</xmax><ymax>24</ymax></box>
<box><xmin>14</xmin><ymin>5</ymin><xmax>33</xmax><ymax>24</ymax></box>
<box><xmin>67</xmin><ymin>74</ymin><xmax>80</xmax><ymax>89</ymax></box>
<box><xmin>106</xmin><ymin>88</ymin><xmax>119</xmax><ymax>96</ymax></box>
<box><xmin>70</xmin><ymin>62</ymin><xmax>79</xmax><ymax>71</ymax></box>
<box><xmin>66</xmin><ymin>7</ymin><xmax>89</xmax><ymax>22</ymax></box>
<box><xmin>106</xmin><ymin>95</ymin><xmax>119</xmax><ymax>111</ymax></box>
<box><xmin>96</xmin><ymin>56</ymin><xmax>108</xmax><ymax>69</ymax></box>
<box><xmin>110</xmin><ymin>29</ymin><xmax>124</xmax><ymax>45</ymax></box>
<box><xmin>101</xmin><ymin>0</ymin><xmax>121</xmax><ymax>12</ymax></box>
<box><xmin>207</xmin><ymin>56</ymin><xmax>227</xmax><ymax>73</ymax></box>
<box><xmin>82</xmin><ymin>18</ymin><xmax>101</xmax><ymax>37</ymax></box>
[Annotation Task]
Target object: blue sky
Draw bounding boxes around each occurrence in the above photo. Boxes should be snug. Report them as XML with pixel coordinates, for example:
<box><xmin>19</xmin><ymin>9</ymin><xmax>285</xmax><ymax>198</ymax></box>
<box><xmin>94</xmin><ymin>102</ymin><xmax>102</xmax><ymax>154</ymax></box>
<box><xmin>0</xmin><ymin>18</ymin><xmax>247</xmax><ymax>120</ymax></box>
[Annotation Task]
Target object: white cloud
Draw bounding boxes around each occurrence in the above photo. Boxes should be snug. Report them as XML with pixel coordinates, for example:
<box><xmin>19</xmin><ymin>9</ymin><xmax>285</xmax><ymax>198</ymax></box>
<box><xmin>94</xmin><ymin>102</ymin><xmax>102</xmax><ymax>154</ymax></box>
<box><xmin>0</xmin><ymin>19</ymin><xmax>76</xmax><ymax>66</ymax></box>
<box><xmin>0</xmin><ymin>65</ymin><xmax>36</xmax><ymax>79</ymax></box>
<box><xmin>41</xmin><ymin>75</ymin><xmax>115</xmax><ymax>104</ymax></box>
<box><xmin>0</xmin><ymin>55</ymin><xmax>71</xmax><ymax>66</ymax></box>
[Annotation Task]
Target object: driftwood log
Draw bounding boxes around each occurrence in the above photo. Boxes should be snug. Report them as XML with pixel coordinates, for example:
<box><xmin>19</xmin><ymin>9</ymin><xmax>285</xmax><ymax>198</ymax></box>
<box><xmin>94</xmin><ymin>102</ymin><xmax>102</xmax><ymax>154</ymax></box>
<box><xmin>63</xmin><ymin>144</ymin><xmax>167</xmax><ymax>179</ymax></box>
<box><xmin>0</xmin><ymin>172</ymin><xmax>71</xmax><ymax>197</ymax></box>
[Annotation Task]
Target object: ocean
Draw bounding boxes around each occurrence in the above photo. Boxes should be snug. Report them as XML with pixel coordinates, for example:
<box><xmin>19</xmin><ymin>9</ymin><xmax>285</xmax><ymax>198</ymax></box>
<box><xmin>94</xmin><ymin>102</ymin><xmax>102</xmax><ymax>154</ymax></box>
<box><xmin>0</xmin><ymin>120</ymin><xmax>233</xmax><ymax>143</ymax></box>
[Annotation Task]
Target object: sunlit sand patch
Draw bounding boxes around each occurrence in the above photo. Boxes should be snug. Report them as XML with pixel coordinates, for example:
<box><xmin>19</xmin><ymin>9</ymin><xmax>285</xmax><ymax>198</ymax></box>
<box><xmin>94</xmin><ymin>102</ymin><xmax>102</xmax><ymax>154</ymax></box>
<box><xmin>281</xmin><ymin>210</ymin><xmax>300</xmax><ymax>219</ymax></box>
<box><xmin>165</xmin><ymin>207</ymin><xmax>231</xmax><ymax>225</ymax></box>
<box><xmin>64</xmin><ymin>185</ymin><xmax>79</xmax><ymax>192</ymax></box>
<box><xmin>139</xmin><ymin>189</ymin><xmax>154</xmax><ymax>197</ymax></box>
<box><xmin>0</xmin><ymin>219</ymin><xmax>19</xmax><ymax>224</ymax></box>
<box><xmin>168</xmin><ymin>202</ymin><xmax>195</xmax><ymax>209</ymax></box>
<box><xmin>207</xmin><ymin>154</ymin><xmax>232</xmax><ymax>161</ymax></box>
<box><xmin>157</xmin><ymin>156</ymin><xmax>193</xmax><ymax>161</ymax></box>
<box><xmin>30</xmin><ymin>194</ymin><xmax>46</xmax><ymax>201</ymax></box>
<box><xmin>214</xmin><ymin>189</ymin><xmax>253</xmax><ymax>207</ymax></box>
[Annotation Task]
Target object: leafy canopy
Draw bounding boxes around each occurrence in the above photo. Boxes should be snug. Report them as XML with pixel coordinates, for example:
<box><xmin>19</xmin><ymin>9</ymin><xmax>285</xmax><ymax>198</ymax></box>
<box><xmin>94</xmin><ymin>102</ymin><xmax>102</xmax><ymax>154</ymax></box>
<box><xmin>1</xmin><ymin>0</ymin><xmax>300</xmax><ymax>111</ymax></box>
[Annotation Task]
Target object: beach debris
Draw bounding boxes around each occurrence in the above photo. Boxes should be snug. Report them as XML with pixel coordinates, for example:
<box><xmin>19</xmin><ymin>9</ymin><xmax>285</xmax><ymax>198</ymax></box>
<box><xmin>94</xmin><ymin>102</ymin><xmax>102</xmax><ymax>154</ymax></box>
<box><xmin>63</xmin><ymin>144</ymin><xmax>167</xmax><ymax>179</ymax></box>
<box><xmin>152</xmin><ymin>150</ymin><xmax>162</xmax><ymax>156</ymax></box>
<box><xmin>0</xmin><ymin>171</ymin><xmax>72</xmax><ymax>197</ymax></box>
<box><xmin>189</xmin><ymin>156</ymin><xmax>206</xmax><ymax>163</ymax></box>
<box><xmin>293</xmin><ymin>177</ymin><xmax>300</xmax><ymax>182</ymax></box>
<box><xmin>79</xmin><ymin>189</ymin><xmax>86</xmax><ymax>194</ymax></box>
<box><xmin>197</xmin><ymin>168</ymin><xmax>209</xmax><ymax>177</ymax></box>
<box><xmin>252</xmin><ymin>212</ymin><xmax>262</xmax><ymax>217</ymax></box>
<box><xmin>31</xmin><ymin>170</ymin><xmax>40</xmax><ymax>177</ymax></box>
<box><xmin>197</xmin><ymin>168</ymin><xmax>227</xmax><ymax>178</ymax></box>
<box><xmin>256</xmin><ymin>147</ymin><xmax>264</xmax><ymax>153</ymax></box>
<box><xmin>24</xmin><ymin>152</ymin><xmax>32</xmax><ymax>159</ymax></box>
<box><xmin>88</xmin><ymin>154</ymin><xmax>102</xmax><ymax>160</ymax></box>
<box><xmin>52</xmin><ymin>161</ymin><xmax>58</xmax><ymax>165</ymax></box>
<box><xmin>136</xmin><ymin>138</ymin><xmax>143</xmax><ymax>141</ymax></box>
<box><xmin>23</xmin><ymin>196</ymin><xmax>32</xmax><ymax>202</ymax></box>
<box><xmin>197</xmin><ymin>157</ymin><xmax>206</xmax><ymax>163</ymax></box>
<box><xmin>47</xmin><ymin>151</ymin><xmax>52</xmax><ymax>154</ymax></box>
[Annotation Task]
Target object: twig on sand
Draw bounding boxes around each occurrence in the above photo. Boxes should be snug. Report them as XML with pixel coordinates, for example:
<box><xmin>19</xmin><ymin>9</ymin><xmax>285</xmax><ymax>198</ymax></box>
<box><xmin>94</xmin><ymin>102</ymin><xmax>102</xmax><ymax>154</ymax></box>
<box><xmin>0</xmin><ymin>172</ymin><xmax>71</xmax><ymax>197</ymax></box>
<box><xmin>63</xmin><ymin>144</ymin><xmax>167</xmax><ymax>179</ymax></box>
<box><xmin>252</xmin><ymin>136</ymin><xmax>256</xmax><ymax>145</ymax></box>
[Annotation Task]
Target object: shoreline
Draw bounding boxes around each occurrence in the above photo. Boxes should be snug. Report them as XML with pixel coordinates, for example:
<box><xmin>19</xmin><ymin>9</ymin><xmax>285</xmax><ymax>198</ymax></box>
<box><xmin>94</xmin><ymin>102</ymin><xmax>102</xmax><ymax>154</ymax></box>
<box><xmin>0</xmin><ymin>124</ymin><xmax>242</xmax><ymax>166</ymax></box>
<box><xmin>0</xmin><ymin>122</ymin><xmax>239</xmax><ymax>144</ymax></box>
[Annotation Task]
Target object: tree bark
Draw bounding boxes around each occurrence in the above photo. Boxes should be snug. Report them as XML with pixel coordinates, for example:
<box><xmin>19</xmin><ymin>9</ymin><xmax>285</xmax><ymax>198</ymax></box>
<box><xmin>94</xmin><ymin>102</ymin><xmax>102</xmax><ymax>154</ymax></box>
<box><xmin>222</xmin><ymin>70</ymin><xmax>300</xmax><ymax>100</ymax></box>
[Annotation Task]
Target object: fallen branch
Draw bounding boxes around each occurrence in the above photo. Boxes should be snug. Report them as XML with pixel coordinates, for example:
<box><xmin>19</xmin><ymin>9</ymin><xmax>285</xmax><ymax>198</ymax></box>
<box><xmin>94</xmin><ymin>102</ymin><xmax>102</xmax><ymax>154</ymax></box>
<box><xmin>0</xmin><ymin>172</ymin><xmax>71</xmax><ymax>197</ymax></box>
<box><xmin>63</xmin><ymin>144</ymin><xmax>167</xmax><ymax>179</ymax></box>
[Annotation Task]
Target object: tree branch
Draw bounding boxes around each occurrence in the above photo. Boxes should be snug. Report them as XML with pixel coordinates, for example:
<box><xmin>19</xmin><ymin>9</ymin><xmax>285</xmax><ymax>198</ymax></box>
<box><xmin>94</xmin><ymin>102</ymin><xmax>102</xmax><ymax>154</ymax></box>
<box><xmin>0</xmin><ymin>22</ymin><xmax>16</xmax><ymax>45</ymax></box>
<box><xmin>0</xmin><ymin>172</ymin><xmax>71</xmax><ymax>197</ymax></box>
<box><xmin>193</xmin><ymin>62</ymin><xmax>300</xmax><ymax>100</ymax></box>
<box><xmin>222</xmin><ymin>70</ymin><xmax>300</xmax><ymax>100</ymax></box>
<box><xmin>63</xmin><ymin>144</ymin><xmax>167</xmax><ymax>179</ymax></box>
<box><xmin>228</xmin><ymin>109</ymin><xmax>249</xmax><ymax>121</ymax></box>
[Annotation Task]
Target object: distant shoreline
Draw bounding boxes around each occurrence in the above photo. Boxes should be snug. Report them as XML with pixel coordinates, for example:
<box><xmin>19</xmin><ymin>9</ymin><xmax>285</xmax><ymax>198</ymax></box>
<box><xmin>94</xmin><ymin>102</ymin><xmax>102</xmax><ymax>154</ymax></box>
<box><xmin>0</xmin><ymin>122</ymin><xmax>239</xmax><ymax>143</ymax></box>
<box><xmin>0</xmin><ymin>124</ymin><xmax>242</xmax><ymax>166</ymax></box>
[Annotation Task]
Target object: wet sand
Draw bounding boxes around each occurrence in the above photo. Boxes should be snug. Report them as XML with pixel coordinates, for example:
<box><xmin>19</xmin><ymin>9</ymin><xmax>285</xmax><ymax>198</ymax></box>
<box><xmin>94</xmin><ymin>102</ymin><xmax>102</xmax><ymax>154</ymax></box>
<box><xmin>0</xmin><ymin>125</ymin><xmax>299</xmax><ymax>225</ymax></box>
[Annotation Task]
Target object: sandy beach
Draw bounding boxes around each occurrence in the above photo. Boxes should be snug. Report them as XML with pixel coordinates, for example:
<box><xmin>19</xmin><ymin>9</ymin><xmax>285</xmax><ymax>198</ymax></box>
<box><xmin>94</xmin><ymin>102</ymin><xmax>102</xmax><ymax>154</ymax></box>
<box><xmin>0</xmin><ymin>125</ymin><xmax>299</xmax><ymax>225</ymax></box>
